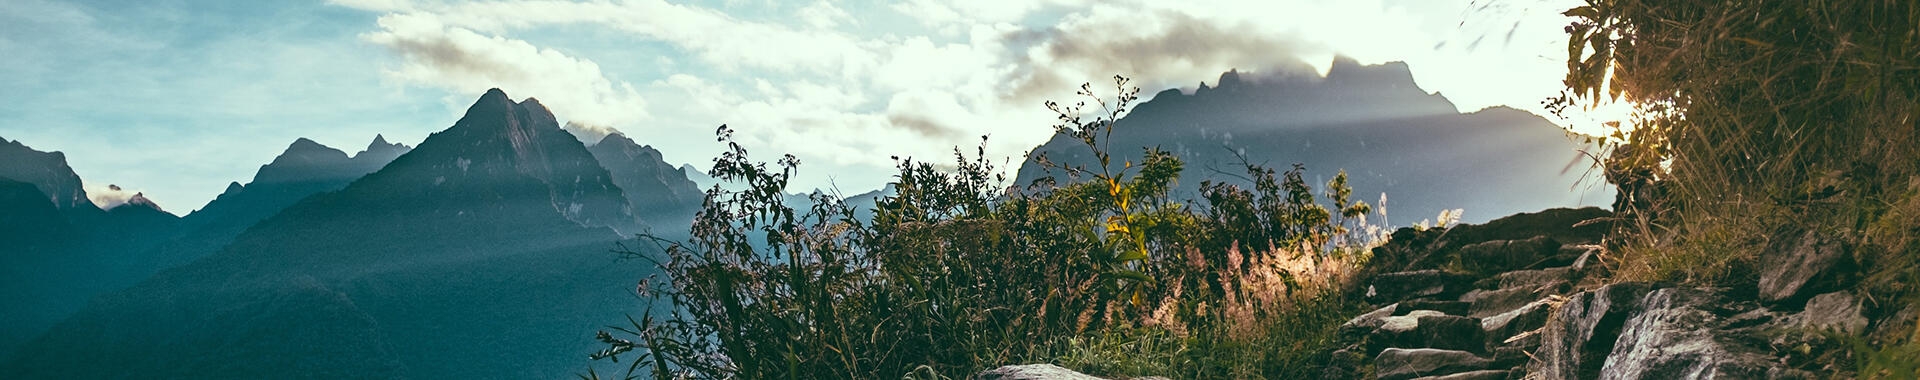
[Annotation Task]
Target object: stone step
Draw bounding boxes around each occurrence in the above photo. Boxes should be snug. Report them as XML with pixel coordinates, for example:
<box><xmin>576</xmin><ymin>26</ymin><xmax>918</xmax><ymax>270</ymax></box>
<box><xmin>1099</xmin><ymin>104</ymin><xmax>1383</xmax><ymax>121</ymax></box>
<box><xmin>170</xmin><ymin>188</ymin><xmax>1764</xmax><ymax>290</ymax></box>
<box><xmin>1368</xmin><ymin>270</ymin><xmax>1477</xmax><ymax>304</ymax></box>
<box><xmin>1461</xmin><ymin>280</ymin><xmax>1570</xmax><ymax>318</ymax></box>
<box><xmin>1375</xmin><ymin>348</ymin><xmax>1495</xmax><ymax>380</ymax></box>
<box><xmin>1452</xmin><ymin>236</ymin><xmax>1559</xmax><ymax>273</ymax></box>
<box><xmin>1395</xmin><ymin>299</ymin><xmax>1471</xmax><ymax>316</ymax></box>
<box><xmin>1409</xmin><ymin>369</ymin><xmax>1510</xmax><ymax>380</ymax></box>
<box><xmin>1367</xmin><ymin>313</ymin><xmax>1487</xmax><ymax>354</ymax></box>
<box><xmin>1473</xmin><ymin>267</ymin><xmax>1574</xmax><ymax>290</ymax></box>
<box><xmin>1480</xmin><ymin>297</ymin><xmax>1560</xmax><ymax>346</ymax></box>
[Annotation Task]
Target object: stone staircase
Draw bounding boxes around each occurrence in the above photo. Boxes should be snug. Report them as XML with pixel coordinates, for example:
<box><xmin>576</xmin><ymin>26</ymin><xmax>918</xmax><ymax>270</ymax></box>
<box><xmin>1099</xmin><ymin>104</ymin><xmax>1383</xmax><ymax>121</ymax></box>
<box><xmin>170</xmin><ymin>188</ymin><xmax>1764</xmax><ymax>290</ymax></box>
<box><xmin>1322</xmin><ymin>207</ymin><xmax>1875</xmax><ymax>380</ymax></box>
<box><xmin>1321</xmin><ymin>208</ymin><xmax>1611</xmax><ymax>380</ymax></box>
<box><xmin>973</xmin><ymin>207</ymin><xmax>1894</xmax><ymax>379</ymax></box>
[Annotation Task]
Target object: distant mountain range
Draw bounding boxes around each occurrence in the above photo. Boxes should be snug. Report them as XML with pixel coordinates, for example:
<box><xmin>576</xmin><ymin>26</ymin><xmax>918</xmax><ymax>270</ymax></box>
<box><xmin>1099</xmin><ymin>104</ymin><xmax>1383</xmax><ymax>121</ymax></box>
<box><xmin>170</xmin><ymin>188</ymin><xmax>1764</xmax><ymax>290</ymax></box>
<box><xmin>0</xmin><ymin>137</ymin><xmax>182</xmax><ymax>358</ymax></box>
<box><xmin>0</xmin><ymin>59</ymin><xmax>1612</xmax><ymax>378</ymax></box>
<box><xmin>1017</xmin><ymin>58</ymin><xmax>1610</xmax><ymax>224</ymax></box>
<box><xmin>2</xmin><ymin>90</ymin><xmax>701</xmax><ymax>378</ymax></box>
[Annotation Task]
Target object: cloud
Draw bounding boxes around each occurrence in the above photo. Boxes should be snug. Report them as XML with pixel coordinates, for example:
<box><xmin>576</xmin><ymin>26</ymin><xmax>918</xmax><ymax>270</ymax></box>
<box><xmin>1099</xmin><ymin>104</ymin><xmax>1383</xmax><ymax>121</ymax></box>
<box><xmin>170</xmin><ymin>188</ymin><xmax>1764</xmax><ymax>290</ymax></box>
<box><xmin>362</xmin><ymin>12</ymin><xmax>648</xmax><ymax>127</ymax></box>
<box><xmin>87</xmin><ymin>184</ymin><xmax>145</xmax><ymax>210</ymax></box>
<box><xmin>797</xmin><ymin>1</ymin><xmax>852</xmax><ymax>30</ymax></box>
<box><xmin>562</xmin><ymin>121</ymin><xmax>618</xmax><ymax>144</ymax></box>
<box><xmin>332</xmin><ymin>0</ymin><xmax>1582</xmax><ymax>194</ymax></box>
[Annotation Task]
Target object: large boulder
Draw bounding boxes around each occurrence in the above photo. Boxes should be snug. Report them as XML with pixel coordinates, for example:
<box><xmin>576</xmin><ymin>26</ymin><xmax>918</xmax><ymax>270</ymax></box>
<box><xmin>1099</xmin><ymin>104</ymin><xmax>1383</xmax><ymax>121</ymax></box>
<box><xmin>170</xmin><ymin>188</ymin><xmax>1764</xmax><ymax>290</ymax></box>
<box><xmin>1597</xmin><ymin>288</ymin><xmax>1782</xmax><ymax>379</ymax></box>
<box><xmin>1530</xmin><ymin>283</ymin><xmax>1654</xmax><ymax>379</ymax></box>
<box><xmin>1778</xmin><ymin>291</ymin><xmax>1867</xmax><ymax>334</ymax></box>
<box><xmin>1376</xmin><ymin>348</ymin><xmax>1494</xmax><ymax>380</ymax></box>
<box><xmin>1756</xmin><ymin>230</ymin><xmax>1851</xmax><ymax>304</ymax></box>
<box><xmin>972</xmin><ymin>364</ymin><xmax>1102</xmax><ymax>380</ymax></box>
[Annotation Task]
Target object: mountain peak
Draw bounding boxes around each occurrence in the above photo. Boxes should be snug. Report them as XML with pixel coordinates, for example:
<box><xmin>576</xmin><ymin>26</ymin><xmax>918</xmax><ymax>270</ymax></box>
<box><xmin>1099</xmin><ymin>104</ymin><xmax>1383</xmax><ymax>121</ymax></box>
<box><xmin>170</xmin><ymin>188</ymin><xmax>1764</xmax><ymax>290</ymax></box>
<box><xmin>379</xmin><ymin>88</ymin><xmax>639</xmax><ymax>232</ymax></box>
<box><xmin>121</xmin><ymin>192</ymin><xmax>164</xmax><ymax>212</ymax></box>
<box><xmin>597</xmin><ymin>132</ymin><xmax>636</xmax><ymax>147</ymax></box>
<box><xmin>288</xmin><ymin>137</ymin><xmax>329</xmax><ymax>151</ymax></box>
<box><xmin>356</xmin><ymin>134</ymin><xmax>410</xmax><ymax>162</ymax></box>
<box><xmin>254</xmin><ymin>139</ymin><xmax>357</xmax><ymax>184</ymax></box>
<box><xmin>1326</xmin><ymin>57</ymin><xmax>1418</xmax><ymax>87</ymax></box>
<box><xmin>0</xmin><ymin>135</ymin><xmax>92</xmax><ymax>210</ymax></box>
<box><xmin>479</xmin><ymin>88</ymin><xmax>511</xmax><ymax>104</ymax></box>
<box><xmin>270</xmin><ymin>139</ymin><xmax>350</xmax><ymax>165</ymax></box>
<box><xmin>1218</xmin><ymin>69</ymin><xmax>1245</xmax><ymax>88</ymax></box>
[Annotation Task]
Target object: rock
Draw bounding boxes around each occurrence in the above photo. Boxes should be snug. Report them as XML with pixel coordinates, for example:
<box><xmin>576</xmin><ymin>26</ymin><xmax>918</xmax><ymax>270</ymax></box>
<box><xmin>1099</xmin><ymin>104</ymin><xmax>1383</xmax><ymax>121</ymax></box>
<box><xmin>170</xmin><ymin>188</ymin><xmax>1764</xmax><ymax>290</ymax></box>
<box><xmin>1369</xmin><ymin>270</ymin><xmax>1476</xmax><ymax>304</ymax></box>
<box><xmin>1381</xmin><ymin>310</ymin><xmax>1451</xmax><ymax>333</ymax></box>
<box><xmin>1321</xmin><ymin>348</ymin><xmax>1368</xmax><ymax>379</ymax></box>
<box><xmin>1373</xmin><ymin>313</ymin><xmax>1487</xmax><ymax>354</ymax></box>
<box><xmin>1530</xmin><ymin>282</ymin><xmax>1654</xmax><ymax>380</ymax></box>
<box><xmin>1779</xmin><ymin>291</ymin><xmax>1867</xmax><ymax>334</ymax></box>
<box><xmin>1872</xmin><ymin>304</ymin><xmax>1919</xmax><ymax>342</ymax></box>
<box><xmin>1490</xmin><ymin>346</ymin><xmax>1531</xmax><ymax>368</ymax></box>
<box><xmin>1342</xmin><ymin>303</ymin><xmax>1399</xmax><ymax>334</ymax></box>
<box><xmin>1453</xmin><ymin>236</ymin><xmax>1560</xmax><ymax>273</ymax></box>
<box><xmin>972</xmin><ymin>364</ymin><xmax>1102</xmax><ymax>380</ymax></box>
<box><xmin>1462</xmin><ymin>280</ymin><xmax>1568</xmax><ymax>318</ymax></box>
<box><xmin>1756</xmin><ymin>230</ymin><xmax>1849</xmax><ymax>303</ymax></box>
<box><xmin>1480</xmin><ymin>267</ymin><xmax>1574</xmax><ymax>290</ymax></box>
<box><xmin>1525</xmin><ymin>245</ymin><xmax>1593</xmax><ymax>270</ymax></box>
<box><xmin>1481</xmin><ymin>297</ymin><xmax>1558</xmax><ymax>344</ymax></box>
<box><xmin>1439</xmin><ymin>207</ymin><xmax>1613</xmax><ymax>246</ymax></box>
<box><xmin>1397</xmin><ymin>299</ymin><xmax>1471</xmax><ymax>316</ymax></box>
<box><xmin>1369</xmin><ymin>208</ymin><xmax>1611</xmax><ymax>274</ymax></box>
<box><xmin>1411</xmin><ymin>369</ymin><xmax>1510</xmax><ymax>380</ymax></box>
<box><xmin>1598</xmin><ymin>288</ymin><xmax>1782</xmax><ymax>379</ymax></box>
<box><xmin>1569</xmin><ymin>246</ymin><xmax>1601</xmax><ymax>275</ymax></box>
<box><xmin>1375</xmin><ymin>348</ymin><xmax>1494</xmax><ymax>380</ymax></box>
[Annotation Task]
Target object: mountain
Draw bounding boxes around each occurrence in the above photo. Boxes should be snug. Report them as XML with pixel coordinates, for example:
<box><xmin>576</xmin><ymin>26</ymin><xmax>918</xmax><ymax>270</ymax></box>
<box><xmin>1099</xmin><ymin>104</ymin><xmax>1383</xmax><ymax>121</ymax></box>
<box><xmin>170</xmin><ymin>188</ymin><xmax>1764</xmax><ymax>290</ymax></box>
<box><xmin>586</xmin><ymin>133</ymin><xmax>702</xmax><ymax>232</ymax></box>
<box><xmin>144</xmin><ymin>136</ymin><xmax>412</xmax><ymax>270</ymax></box>
<box><xmin>0</xmin><ymin>137</ymin><xmax>90</xmax><ymax>211</ymax></box>
<box><xmin>0</xmin><ymin>137</ymin><xmax>183</xmax><ymax>358</ymax></box>
<box><xmin>4</xmin><ymin>89</ymin><xmax>654</xmax><ymax>379</ymax></box>
<box><xmin>1016</xmin><ymin>58</ymin><xmax>1611</xmax><ymax>224</ymax></box>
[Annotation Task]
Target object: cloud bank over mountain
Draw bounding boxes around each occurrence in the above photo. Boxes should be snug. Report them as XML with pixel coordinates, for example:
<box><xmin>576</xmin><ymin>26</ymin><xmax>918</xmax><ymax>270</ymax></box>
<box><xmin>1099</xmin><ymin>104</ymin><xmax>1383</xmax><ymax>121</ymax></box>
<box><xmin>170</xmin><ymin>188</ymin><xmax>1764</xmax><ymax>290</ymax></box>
<box><xmin>1</xmin><ymin>0</ymin><xmax>1593</xmax><ymax>210</ymax></box>
<box><xmin>333</xmin><ymin>0</ymin><xmax>1590</xmax><ymax>197</ymax></box>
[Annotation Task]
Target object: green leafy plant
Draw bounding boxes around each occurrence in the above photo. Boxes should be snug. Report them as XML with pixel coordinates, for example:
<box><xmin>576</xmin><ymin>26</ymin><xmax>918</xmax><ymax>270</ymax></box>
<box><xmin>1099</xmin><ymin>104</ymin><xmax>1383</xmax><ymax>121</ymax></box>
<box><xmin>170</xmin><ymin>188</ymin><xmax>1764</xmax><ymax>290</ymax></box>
<box><xmin>590</xmin><ymin>77</ymin><xmax>1387</xmax><ymax>379</ymax></box>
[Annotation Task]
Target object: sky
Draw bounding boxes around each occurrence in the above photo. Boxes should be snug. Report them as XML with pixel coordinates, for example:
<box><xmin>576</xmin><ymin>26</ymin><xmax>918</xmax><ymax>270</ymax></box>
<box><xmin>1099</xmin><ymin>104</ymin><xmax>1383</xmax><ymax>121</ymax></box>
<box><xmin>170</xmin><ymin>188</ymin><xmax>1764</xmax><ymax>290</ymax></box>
<box><xmin>0</xmin><ymin>0</ymin><xmax>1610</xmax><ymax>213</ymax></box>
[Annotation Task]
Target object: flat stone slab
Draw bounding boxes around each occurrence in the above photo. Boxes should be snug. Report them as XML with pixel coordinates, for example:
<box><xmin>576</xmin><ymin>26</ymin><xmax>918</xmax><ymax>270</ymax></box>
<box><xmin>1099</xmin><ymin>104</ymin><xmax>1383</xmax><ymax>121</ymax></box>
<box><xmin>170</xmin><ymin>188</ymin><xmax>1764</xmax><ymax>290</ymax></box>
<box><xmin>1411</xmin><ymin>369</ymin><xmax>1511</xmax><ymax>380</ymax></box>
<box><xmin>1369</xmin><ymin>270</ymin><xmax>1476</xmax><ymax>304</ymax></box>
<box><xmin>1376</xmin><ymin>348</ymin><xmax>1494</xmax><ymax>380</ymax></box>
<box><xmin>973</xmin><ymin>364</ymin><xmax>1102</xmax><ymax>380</ymax></box>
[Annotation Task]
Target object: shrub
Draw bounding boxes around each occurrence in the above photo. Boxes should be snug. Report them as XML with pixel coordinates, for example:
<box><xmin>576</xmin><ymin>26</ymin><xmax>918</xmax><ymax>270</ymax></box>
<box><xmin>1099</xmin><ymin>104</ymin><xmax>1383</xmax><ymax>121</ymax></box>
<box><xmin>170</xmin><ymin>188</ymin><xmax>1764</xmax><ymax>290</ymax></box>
<box><xmin>1558</xmin><ymin>0</ymin><xmax>1920</xmax><ymax>373</ymax></box>
<box><xmin>590</xmin><ymin>77</ymin><xmax>1387</xmax><ymax>379</ymax></box>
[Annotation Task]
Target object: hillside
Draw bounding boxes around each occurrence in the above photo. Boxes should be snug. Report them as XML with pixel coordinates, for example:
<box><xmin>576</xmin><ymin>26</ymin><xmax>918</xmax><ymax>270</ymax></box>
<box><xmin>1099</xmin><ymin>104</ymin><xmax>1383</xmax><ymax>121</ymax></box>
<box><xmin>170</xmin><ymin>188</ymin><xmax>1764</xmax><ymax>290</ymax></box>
<box><xmin>4</xmin><ymin>89</ymin><xmax>656</xmax><ymax>378</ymax></box>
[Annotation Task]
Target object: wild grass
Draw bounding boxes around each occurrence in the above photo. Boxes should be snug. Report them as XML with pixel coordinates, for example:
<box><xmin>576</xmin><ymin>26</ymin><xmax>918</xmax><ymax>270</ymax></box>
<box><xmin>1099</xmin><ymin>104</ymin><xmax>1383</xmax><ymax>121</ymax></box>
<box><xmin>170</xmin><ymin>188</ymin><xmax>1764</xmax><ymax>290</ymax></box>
<box><xmin>1559</xmin><ymin>0</ymin><xmax>1920</xmax><ymax>373</ymax></box>
<box><xmin>588</xmin><ymin>78</ymin><xmax>1389</xmax><ymax>379</ymax></box>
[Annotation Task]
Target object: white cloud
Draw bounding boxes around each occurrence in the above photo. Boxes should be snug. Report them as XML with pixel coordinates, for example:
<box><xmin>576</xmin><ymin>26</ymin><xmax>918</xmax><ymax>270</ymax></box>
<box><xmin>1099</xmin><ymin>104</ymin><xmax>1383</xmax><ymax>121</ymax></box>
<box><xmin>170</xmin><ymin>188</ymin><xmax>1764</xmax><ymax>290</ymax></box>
<box><xmin>797</xmin><ymin>1</ymin><xmax>852</xmax><ymax>30</ymax></box>
<box><xmin>333</xmin><ymin>0</ymin><xmax>1598</xmax><ymax>193</ymax></box>
<box><xmin>86</xmin><ymin>184</ymin><xmax>146</xmax><ymax>210</ymax></box>
<box><xmin>362</xmin><ymin>12</ymin><xmax>648</xmax><ymax>127</ymax></box>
